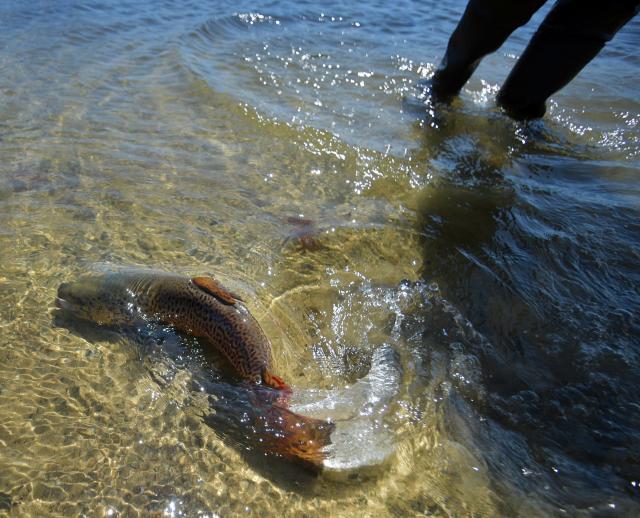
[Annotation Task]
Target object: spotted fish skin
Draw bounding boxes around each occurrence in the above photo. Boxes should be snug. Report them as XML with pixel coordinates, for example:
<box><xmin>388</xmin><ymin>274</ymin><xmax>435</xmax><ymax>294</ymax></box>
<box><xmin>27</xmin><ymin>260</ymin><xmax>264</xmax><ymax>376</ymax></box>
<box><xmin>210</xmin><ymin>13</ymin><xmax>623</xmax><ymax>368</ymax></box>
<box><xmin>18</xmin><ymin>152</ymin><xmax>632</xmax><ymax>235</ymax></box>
<box><xmin>57</xmin><ymin>269</ymin><xmax>282</xmax><ymax>388</ymax></box>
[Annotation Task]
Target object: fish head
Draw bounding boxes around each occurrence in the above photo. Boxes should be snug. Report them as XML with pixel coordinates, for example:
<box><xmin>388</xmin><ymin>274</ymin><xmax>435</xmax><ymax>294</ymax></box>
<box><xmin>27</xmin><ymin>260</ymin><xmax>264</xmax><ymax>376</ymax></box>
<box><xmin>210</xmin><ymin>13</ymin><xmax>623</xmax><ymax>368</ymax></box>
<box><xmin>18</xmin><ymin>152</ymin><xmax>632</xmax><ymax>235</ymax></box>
<box><xmin>56</xmin><ymin>276</ymin><xmax>127</xmax><ymax>325</ymax></box>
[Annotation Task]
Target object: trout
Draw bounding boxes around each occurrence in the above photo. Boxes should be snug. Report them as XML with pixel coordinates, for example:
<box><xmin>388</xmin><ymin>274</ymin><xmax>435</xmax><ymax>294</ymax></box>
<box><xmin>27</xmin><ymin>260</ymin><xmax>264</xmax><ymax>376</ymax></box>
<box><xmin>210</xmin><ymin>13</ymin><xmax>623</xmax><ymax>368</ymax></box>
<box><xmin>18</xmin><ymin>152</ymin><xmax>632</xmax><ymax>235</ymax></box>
<box><xmin>56</xmin><ymin>269</ymin><xmax>288</xmax><ymax>390</ymax></box>
<box><xmin>56</xmin><ymin>268</ymin><xmax>334</xmax><ymax>471</ymax></box>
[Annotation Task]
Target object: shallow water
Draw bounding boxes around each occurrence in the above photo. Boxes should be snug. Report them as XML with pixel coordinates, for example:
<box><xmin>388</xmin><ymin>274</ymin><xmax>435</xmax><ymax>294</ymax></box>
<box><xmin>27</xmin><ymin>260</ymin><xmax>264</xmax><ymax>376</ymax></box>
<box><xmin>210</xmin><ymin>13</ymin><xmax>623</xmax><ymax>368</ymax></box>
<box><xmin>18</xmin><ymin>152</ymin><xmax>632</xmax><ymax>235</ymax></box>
<box><xmin>1</xmin><ymin>0</ymin><xmax>639</xmax><ymax>516</ymax></box>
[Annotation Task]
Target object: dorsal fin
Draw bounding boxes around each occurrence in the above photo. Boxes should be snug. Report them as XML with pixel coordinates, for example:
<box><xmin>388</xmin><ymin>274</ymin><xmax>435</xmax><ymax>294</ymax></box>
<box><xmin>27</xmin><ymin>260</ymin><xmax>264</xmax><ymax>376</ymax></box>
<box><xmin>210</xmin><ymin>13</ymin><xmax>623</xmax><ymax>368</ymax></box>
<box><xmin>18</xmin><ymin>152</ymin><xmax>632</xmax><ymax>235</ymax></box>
<box><xmin>192</xmin><ymin>276</ymin><xmax>242</xmax><ymax>305</ymax></box>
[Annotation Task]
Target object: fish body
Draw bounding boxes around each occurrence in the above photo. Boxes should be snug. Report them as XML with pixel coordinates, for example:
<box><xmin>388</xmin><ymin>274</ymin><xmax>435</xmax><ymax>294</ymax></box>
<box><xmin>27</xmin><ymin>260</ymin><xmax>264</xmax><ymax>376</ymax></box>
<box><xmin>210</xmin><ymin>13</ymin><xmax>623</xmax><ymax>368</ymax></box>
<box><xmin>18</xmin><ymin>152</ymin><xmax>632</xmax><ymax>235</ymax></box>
<box><xmin>57</xmin><ymin>269</ymin><xmax>287</xmax><ymax>390</ymax></box>
<box><xmin>57</xmin><ymin>268</ymin><xmax>334</xmax><ymax>471</ymax></box>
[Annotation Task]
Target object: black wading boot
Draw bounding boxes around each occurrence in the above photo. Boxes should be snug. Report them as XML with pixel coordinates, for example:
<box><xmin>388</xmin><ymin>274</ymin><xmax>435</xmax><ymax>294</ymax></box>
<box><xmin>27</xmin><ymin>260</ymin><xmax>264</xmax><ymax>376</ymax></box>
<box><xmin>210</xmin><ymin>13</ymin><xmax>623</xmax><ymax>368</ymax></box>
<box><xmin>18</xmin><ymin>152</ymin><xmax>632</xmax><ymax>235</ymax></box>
<box><xmin>430</xmin><ymin>0</ymin><xmax>546</xmax><ymax>102</ymax></box>
<box><xmin>497</xmin><ymin>0</ymin><xmax>640</xmax><ymax>120</ymax></box>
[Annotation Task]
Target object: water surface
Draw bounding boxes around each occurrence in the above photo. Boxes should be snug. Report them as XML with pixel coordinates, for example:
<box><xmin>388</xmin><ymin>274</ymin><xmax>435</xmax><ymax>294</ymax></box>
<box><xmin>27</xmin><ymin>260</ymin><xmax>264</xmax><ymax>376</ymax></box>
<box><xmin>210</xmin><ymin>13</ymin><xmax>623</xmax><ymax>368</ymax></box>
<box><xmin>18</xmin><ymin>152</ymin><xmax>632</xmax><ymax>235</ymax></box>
<box><xmin>1</xmin><ymin>1</ymin><xmax>639</xmax><ymax>516</ymax></box>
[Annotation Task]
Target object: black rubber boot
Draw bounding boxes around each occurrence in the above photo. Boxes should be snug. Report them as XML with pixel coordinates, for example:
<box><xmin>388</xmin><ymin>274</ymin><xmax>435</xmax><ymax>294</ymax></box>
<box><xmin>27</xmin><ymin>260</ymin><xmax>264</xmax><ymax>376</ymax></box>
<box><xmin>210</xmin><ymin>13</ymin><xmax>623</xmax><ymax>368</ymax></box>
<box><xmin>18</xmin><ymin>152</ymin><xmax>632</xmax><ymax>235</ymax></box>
<box><xmin>431</xmin><ymin>0</ymin><xmax>546</xmax><ymax>102</ymax></box>
<box><xmin>497</xmin><ymin>0</ymin><xmax>640</xmax><ymax>119</ymax></box>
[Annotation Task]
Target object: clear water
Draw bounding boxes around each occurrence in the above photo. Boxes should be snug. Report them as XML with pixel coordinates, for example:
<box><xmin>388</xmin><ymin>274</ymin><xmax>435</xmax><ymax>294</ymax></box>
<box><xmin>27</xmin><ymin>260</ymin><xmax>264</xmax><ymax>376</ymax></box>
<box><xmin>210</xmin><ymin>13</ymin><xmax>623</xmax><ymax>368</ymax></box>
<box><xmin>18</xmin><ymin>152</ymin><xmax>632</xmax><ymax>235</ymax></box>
<box><xmin>0</xmin><ymin>0</ymin><xmax>639</xmax><ymax>516</ymax></box>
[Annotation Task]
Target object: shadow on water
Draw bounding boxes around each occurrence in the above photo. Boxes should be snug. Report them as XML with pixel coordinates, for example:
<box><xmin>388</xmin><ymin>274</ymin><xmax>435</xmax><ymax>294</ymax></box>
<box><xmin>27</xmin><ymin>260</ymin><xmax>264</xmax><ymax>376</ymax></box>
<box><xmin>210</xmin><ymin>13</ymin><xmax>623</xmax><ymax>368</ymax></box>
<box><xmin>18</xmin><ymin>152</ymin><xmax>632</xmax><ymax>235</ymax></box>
<box><xmin>410</xmin><ymin>101</ymin><xmax>640</xmax><ymax>511</ymax></box>
<box><xmin>50</xmin><ymin>310</ymin><xmax>332</xmax><ymax>494</ymax></box>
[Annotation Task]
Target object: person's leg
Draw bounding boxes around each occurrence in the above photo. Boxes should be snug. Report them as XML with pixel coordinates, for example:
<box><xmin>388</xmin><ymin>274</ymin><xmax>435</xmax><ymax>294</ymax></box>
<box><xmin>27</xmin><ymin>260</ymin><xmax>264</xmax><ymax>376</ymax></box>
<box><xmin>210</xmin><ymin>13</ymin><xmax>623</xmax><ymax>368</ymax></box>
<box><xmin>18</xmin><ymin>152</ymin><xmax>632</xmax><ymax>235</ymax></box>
<box><xmin>430</xmin><ymin>0</ymin><xmax>547</xmax><ymax>101</ymax></box>
<box><xmin>497</xmin><ymin>0</ymin><xmax>640</xmax><ymax>119</ymax></box>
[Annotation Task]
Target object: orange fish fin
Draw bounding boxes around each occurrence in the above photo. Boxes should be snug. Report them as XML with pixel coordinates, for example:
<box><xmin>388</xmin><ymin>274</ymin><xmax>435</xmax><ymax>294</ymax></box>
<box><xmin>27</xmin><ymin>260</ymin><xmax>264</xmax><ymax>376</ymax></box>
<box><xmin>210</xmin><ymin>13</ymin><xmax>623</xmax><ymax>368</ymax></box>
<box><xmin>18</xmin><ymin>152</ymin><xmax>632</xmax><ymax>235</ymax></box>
<box><xmin>262</xmin><ymin>406</ymin><xmax>335</xmax><ymax>472</ymax></box>
<box><xmin>262</xmin><ymin>370</ymin><xmax>291</xmax><ymax>390</ymax></box>
<box><xmin>192</xmin><ymin>276</ymin><xmax>242</xmax><ymax>305</ymax></box>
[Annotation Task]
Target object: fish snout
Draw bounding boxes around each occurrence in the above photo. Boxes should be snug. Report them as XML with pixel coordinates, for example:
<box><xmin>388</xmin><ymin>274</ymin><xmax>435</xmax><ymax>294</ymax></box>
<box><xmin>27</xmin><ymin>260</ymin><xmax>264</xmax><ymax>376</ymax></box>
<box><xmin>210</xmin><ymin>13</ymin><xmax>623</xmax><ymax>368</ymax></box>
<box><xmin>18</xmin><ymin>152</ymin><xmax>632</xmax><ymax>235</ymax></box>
<box><xmin>56</xmin><ymin>282</ymin><xmax>77</xmax><ymax>312</ymax></box>
<box><xmin>56</xmin><ymin>280</ymin><xmax>92</xmax><ymax>314</ymax></box>
<box><xmin>57</xmin><ymin>282</ymin><xmax>71</xmax><ymax>299</ymax></box>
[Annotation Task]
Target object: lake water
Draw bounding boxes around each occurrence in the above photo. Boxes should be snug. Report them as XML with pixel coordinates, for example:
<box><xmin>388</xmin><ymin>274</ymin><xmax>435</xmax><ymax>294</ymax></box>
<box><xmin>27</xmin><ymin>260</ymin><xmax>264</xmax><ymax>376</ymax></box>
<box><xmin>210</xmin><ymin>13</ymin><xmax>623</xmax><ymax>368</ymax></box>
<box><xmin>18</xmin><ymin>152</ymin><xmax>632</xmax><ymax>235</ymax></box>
<box><xmin>0</xmin><ymin>1</ymin><xmax>639</xmax><ymax>516</ymax></box>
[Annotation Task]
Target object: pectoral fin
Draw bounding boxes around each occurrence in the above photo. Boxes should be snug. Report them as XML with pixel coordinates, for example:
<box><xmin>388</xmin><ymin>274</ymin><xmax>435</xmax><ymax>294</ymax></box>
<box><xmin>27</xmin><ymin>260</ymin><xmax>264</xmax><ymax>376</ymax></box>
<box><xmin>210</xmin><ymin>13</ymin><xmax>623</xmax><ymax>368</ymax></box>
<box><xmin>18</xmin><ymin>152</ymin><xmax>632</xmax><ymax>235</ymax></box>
<box><xmin>192</xmin><ymin>276</ymin><xmax>242</xmax><ymax>305</ymax></box>
<box><xmin>262</xmin><ymin>369</ymin><xmax>292</xmax><ymax>400</ymax></box>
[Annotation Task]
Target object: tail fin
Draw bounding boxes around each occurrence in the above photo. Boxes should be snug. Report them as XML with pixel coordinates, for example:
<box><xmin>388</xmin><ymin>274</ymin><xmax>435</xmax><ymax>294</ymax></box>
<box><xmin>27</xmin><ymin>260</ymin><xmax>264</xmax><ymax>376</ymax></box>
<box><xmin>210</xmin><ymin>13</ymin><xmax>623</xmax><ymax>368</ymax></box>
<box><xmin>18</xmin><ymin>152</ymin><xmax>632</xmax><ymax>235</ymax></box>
<box><xmin>203</xmin><ymin>379</ymin><xmax>335</xmax><ymax>474</ymax></box>
<box><xmin>255</xmin><ymin>404</ymin><xmax>335</xmax><ymax>472</ymax></box>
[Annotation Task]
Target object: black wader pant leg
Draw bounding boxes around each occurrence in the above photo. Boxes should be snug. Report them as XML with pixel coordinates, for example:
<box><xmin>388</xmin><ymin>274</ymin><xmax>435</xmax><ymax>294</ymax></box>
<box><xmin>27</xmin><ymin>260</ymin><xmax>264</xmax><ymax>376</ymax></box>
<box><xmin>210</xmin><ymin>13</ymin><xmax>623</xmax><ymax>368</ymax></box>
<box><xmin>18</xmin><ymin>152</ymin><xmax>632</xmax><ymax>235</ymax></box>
<box><xmin>497</xmin><ymin>0</ymin><xmax>640</xmax><ymax>119</ymax></box>
<box><xmin>431</xmin><ymin>0</ymin><xmax>547</xmax><ymax>101</ymax></box>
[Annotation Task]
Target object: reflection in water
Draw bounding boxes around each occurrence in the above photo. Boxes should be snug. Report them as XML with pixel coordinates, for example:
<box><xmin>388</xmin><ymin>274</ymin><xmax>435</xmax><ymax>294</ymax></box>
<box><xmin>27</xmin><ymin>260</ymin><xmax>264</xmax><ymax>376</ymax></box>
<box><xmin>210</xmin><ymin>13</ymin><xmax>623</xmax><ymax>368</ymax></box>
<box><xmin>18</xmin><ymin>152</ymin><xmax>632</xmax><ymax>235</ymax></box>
<box><xmin>415</xmin><ymin>112</ymin><xmax>640</xmax><ymax>513</ymax></box>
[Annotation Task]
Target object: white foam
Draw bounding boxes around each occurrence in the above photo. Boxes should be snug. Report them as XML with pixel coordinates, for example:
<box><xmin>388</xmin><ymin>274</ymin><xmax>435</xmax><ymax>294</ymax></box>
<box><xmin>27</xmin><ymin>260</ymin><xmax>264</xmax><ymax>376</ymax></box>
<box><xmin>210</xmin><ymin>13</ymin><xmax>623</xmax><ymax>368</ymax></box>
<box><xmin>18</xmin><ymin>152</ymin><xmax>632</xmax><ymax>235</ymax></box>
<box><xmin>290</xmin><ymin>344</ymin><xmax>402</xmax><ymax>474</ymax></box>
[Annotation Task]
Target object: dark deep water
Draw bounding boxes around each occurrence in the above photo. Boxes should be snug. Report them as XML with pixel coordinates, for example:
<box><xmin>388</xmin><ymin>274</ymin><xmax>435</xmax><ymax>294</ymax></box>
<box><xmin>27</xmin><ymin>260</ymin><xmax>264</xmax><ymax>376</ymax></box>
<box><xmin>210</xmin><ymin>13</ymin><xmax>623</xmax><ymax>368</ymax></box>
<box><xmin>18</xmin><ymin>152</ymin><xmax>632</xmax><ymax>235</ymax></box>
<box><xmin>0</xmin><ymin>1</ymin><xmax>639</xmax><ymax>516</ymax></box>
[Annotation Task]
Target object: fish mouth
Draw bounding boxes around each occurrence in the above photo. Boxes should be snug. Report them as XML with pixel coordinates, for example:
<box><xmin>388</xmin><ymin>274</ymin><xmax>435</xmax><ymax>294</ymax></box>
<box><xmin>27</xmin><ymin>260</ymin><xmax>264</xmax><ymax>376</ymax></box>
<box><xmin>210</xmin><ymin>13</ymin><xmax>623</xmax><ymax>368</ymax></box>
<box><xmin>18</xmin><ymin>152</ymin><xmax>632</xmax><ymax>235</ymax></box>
<box><xmin>55</xmin><ymin>297</ymin><xmax>74</xmax><ymax>311</ymax></box>
<box><xmin>56</xmin><ymin>282</ymin><xmax>79</xmax><ymax>312</ymax></box>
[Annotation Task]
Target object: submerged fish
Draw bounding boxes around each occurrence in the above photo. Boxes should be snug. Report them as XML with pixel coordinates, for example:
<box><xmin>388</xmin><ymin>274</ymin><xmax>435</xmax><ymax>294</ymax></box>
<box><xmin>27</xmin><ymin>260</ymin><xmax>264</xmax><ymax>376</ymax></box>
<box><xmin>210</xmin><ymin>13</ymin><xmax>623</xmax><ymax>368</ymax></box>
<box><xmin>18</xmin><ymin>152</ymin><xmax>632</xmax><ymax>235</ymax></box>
<box><xmin>56</xmin><ymin>268</ymin><xmax>334</xmax><ymax>471</ymax></box>
<box><xmin>57</xmin><ymin>269</ymin><xmax>288</xmax><ymax>390</ymax></box>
